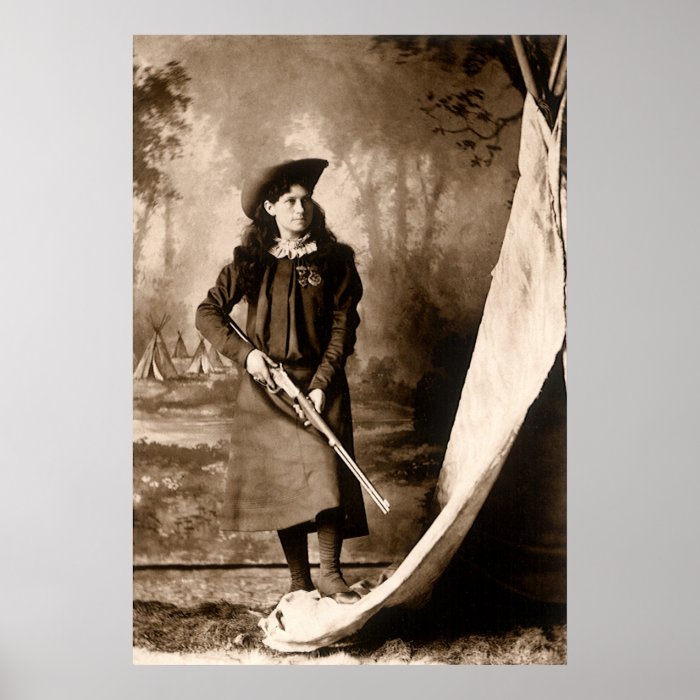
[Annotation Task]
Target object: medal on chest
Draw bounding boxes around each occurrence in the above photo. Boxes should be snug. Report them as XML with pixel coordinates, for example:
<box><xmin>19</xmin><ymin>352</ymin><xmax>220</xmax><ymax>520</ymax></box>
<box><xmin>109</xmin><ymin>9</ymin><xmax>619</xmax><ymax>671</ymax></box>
<box><xmin>296</xmin><ymin>263</ymin><xmax>322</xmax><ymax>287</ymax></box>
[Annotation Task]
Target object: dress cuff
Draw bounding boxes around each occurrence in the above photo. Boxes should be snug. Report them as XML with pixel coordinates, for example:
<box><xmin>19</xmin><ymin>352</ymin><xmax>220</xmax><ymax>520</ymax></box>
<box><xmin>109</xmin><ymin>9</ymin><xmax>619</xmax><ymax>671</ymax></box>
<box><xmin>308</xmin><ymin>372</ymin><xmax>330</xmax><ymax>393</ymax></box>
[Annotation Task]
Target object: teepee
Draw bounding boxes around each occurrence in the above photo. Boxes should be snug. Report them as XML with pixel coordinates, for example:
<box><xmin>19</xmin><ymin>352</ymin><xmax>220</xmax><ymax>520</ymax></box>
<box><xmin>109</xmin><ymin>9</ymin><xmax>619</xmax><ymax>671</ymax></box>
<box><xmin>185</xmin><ymin>337</ymin><xmax>214</xmax><ymax>375</ymax></box>
<box><xmin>172</xmin><ymin>331</ymin><xmax>189</xmax><ymax>358</ymax></box>
<box><xmin>206</xmin><ymin>343</ymin><xmax>227</xmax><ymax>372</ymax></box>
<box><xmin>133</xmin><ymin>315</ymin><xmax>179</xmax><ymax>381</ymax></box>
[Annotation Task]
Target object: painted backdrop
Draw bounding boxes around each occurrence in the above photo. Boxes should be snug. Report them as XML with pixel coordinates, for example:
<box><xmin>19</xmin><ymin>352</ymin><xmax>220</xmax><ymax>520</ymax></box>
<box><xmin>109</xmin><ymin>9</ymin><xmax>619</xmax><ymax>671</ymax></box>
<box><xmin>133</xmin><ymin>36</ymin><xmax>562</xmax><ymax>574</ymax></box>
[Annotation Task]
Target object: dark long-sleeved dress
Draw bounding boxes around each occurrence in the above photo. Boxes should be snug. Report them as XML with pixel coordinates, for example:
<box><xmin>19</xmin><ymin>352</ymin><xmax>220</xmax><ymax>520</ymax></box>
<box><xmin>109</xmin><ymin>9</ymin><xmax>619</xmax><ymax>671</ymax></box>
<box><xmin>195</xmin><ymin>240</ymin><xmax>369</xmax><ymax>538</ymax></box>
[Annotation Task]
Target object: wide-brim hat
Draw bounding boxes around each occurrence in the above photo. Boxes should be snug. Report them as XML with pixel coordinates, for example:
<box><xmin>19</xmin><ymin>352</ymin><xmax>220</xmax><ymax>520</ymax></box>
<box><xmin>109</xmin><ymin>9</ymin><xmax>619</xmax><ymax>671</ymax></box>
<box><xmin>241</xmin><ymin>158</ymin><xmax>329</xmax><ymax>219</ymax></box>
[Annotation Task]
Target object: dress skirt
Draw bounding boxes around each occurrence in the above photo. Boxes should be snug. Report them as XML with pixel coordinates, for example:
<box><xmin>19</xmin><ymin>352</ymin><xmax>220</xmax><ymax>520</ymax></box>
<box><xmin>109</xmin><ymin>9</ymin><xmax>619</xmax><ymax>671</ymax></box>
<box><xmin>220</xmin><ymin>365</ymin><xmax>369</xmax><ymax>538</ymax></box>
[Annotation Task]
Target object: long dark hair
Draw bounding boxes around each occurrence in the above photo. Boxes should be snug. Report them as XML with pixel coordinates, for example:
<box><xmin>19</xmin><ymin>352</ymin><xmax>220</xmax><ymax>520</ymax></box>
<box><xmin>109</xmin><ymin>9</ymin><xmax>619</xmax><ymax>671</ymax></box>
<box><xmin>235</xmin><ymin>178</ymin><xmax>338</xmax><ymax>301</ymax></box>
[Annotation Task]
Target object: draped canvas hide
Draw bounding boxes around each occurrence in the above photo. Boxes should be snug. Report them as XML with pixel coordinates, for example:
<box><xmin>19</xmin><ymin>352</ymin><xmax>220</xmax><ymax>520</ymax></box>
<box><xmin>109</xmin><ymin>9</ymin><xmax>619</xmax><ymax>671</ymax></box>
<box><xmin>259</xmin><ymin>93</ymin><xmax>568</xmax><ymax>652</ymax></box>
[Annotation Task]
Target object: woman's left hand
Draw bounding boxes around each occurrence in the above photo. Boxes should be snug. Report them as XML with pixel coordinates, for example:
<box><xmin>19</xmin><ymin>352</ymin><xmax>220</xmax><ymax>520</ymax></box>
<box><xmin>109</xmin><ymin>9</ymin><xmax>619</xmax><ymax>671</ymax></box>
<box><xmin>294</xmin><ymin>388</ymin><xmax>326</xmax><ymax>425</ymax></box>
<box><xmin>308</xmin><ymin>388</ymin><xmax>326</xmax><ymax>414</ymax></box>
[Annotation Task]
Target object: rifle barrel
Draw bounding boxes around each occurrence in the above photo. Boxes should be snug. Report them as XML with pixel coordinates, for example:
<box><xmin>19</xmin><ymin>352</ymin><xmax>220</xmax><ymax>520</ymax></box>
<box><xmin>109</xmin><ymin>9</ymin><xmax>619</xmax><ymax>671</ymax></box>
<box><xmin>295</xmin><ymin>392</ymin><xmax>391</xmax><ymax>514</ymax></box>
<box><xmin>334</xmin><ymin>442</ymin><xmax>391</xmax><ymax>514</ymax></box>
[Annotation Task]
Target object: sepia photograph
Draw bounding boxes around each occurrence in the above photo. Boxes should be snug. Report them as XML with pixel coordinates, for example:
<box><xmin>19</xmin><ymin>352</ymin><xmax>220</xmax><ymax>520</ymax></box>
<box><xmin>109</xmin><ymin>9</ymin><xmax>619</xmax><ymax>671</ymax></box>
<box><xmin>132</xmin><ymin>34</ymin><xmax>567</xmax><ymax>664</ymax></box>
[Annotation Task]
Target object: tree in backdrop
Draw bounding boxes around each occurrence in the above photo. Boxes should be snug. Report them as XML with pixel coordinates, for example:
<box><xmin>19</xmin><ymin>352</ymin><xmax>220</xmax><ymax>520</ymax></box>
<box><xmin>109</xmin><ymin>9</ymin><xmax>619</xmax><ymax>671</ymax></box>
<box><xmin>292</xmin><ymin>47</ymin><xmax>482</xmax><ymax>383</ymax></box>
<box><xmin>164</xmin><ymin>37</ymin><xmax>496</xmax><ymax>379</ymax></box>
<box><xmin>369</xmin><ymin>36</ymin><xmax>564</xmax><ymax>440</ymax></box>
<box><xmin>131</xmin><ymin>39</ymin><xmax>520</xmax><ymax>378</ymax></box>
<box><xmin>308</xmin><ymin>37</ymin><xmax>528</xmax><ymax>394</ymax></box>
<box><xmin>133</xmin><ymin>60</ymin><xmax>192</xmax><ymax>354</ymax></box>
<box><xmin>133</xmin><ymin>60</ymin><xmax>192</xmax><ymax>278</ymax></box>
<box><xmin>131</xmin><ymin>38</ymin><xmax>560</xmax><ymax>383</ymax></box>
<box><xmin>373</xmin><ymin>36</ymin><xmax>562</xmax><ymax>139</ymax></box>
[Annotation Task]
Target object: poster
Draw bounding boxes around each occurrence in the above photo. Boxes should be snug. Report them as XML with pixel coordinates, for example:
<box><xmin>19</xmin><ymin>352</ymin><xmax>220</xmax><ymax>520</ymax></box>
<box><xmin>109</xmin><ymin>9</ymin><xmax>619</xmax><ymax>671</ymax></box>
<box><xmin>132</xmin><ymin>35</ymin><xmax>567</xmax><ymax>663</ymax></box>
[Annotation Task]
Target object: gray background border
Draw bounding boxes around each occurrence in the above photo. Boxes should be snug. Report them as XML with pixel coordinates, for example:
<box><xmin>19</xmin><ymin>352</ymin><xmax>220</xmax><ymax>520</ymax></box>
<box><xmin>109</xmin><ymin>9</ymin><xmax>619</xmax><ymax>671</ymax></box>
<box><xmin>2</xmin><ymin>0</ymin><xmax>699</xmax><ymax>698</ymax></box>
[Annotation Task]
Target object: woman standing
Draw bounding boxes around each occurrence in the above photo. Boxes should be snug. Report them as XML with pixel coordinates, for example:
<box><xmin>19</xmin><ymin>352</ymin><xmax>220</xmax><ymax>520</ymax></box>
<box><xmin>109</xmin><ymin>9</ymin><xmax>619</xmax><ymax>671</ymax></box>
<box><xmin>196</xmin><ymin>158</ymin><xmax>367</xmax><ymax>604</ymax></box>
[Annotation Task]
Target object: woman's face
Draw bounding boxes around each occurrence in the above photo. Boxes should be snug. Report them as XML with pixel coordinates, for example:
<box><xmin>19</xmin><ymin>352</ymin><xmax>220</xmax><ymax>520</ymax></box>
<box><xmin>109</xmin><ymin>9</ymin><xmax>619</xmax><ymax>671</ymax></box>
<box><xmin>264</xmin><ymin>184</ymin><xmax>313</xmax><ymax>239</ymax></box>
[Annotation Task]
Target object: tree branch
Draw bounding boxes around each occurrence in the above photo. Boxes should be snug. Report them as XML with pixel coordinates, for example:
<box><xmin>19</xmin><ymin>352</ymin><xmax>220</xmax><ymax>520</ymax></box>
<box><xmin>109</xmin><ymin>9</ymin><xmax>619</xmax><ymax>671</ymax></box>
<box><xmin>423</xmin><ymin>107</ymin><xmax>521</xmax><ymax>141</ymax></box>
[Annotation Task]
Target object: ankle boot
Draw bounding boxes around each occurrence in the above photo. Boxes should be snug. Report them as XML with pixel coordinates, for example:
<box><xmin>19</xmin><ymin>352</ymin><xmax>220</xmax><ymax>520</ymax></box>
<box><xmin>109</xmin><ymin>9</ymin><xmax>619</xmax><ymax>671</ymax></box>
<box><xmin>316</xmin><ymin>509</ymin><xmax>360</xmax><ymax>604</ymax></box>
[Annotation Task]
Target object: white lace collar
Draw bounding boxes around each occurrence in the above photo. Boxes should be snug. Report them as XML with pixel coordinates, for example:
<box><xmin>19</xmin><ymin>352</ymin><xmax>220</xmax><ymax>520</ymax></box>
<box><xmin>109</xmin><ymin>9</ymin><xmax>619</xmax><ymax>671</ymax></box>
<box><xmin>269</xmin><ymin>233</ymin><xmax>318</xmax><ymax>259</ymax></box>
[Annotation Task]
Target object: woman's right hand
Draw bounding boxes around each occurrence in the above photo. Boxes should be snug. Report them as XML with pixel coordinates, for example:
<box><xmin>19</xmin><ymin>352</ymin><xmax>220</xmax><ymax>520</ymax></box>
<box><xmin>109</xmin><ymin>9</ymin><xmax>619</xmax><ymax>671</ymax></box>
<box><xmin>245</xmin><ymin>349</ymin><xmax>278</xmax><ymax>390</ymax></box>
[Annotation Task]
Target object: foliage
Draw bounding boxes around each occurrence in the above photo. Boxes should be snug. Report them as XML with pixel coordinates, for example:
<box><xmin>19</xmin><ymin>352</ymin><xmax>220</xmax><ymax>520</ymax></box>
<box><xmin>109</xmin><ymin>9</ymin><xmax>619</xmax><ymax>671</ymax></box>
<box><xmin>351</xmin><ymin>35</ymin><xmax>564</xmax><ymax>399</ymax></box>
<box><xmin>305</xmin><ymin>37</ymin><xmax>525</xmax><ymax>387</ymax></box>
<box><xmin>386</xmin><ymin>442</ymin><xmax>445</xmax><ymax>485</ymax></box>
<box><xmin>133</xmin><ymin>373</ymin><xmax>241</xmax><ymax>414</ymax></box>
<box><xmin>133</xmin><ymin>438</ymin><xmax>228</xmax><ymax>563</ymax></box>
<box><xmin>133</xmin><ymin>60</ymin><xmax>192</xmax><ymax>210</ymax></box>
<box><xmin>423</xmin><ymin>86</ymin><xmax>517</xmax><ymax>167</ymax></box>
<box><xmin>372</xmin><ymin>35</ymin><xmax>562</xmax><ymax>164</ymax></box>
<box><xmin>131</xmin><ymin>38</ymin><xmax>517</xmax><ymax>388</ymax></box>
<box><xmin>133</xmin><ymin>59</ymin><xmax>192</xmax><ymax>287</ymax></box>
<box><xmin>352</xmin><ymin>355</ymin><xmax>413</xmax><ymax>403</ymax></box>
<box><xmin>133</xmin><ymin>440</ymin><xmax>227</xmax><ymax>469</ymax></box>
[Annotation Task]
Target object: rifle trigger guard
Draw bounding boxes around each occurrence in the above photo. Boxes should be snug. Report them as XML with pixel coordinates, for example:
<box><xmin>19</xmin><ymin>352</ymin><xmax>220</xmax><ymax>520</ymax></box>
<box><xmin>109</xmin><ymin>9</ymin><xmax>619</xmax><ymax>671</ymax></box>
<box><xmin>253</xmin><ymin>375</ymin><xmax>281</xmax><ymax>394</ymax></box>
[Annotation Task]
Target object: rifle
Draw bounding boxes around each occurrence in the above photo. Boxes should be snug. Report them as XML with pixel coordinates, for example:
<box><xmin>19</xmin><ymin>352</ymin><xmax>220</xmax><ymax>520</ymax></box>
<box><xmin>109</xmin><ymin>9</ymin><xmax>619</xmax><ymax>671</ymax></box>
<box><xmin>225</xmin><ymin>318</ymin><xmax>391</xmax><ymax>515</ymax></box>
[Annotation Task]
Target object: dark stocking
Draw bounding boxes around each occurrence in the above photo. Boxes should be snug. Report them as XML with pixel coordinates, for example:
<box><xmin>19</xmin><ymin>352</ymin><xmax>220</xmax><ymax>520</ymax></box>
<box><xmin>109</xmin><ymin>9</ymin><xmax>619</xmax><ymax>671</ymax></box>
<box><xmin>277</xmin><ymin>524</ymin><xmax>313</xmax><ymax>593</ymax></box>
<box><xmin>316</xmin><ymin>508</ymin><xmax>359</xmax><ymax>602</ymax></box>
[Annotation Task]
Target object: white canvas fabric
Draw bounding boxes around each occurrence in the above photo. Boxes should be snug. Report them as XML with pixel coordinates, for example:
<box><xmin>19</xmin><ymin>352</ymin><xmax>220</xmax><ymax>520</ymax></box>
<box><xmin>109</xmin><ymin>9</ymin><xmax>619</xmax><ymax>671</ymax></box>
<box><xmin>259</xmin><ymin>93</ymin><xmax>567</xmax><ymax>651</ymax></box>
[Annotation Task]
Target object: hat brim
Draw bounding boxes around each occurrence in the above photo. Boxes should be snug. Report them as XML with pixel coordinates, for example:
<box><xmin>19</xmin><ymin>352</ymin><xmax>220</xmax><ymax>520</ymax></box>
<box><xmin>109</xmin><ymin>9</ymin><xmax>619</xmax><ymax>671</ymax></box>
<box><xmin>241</xmin><ymin>158</ymin><xmax>329</xmax><ymax>220</ymax></box>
